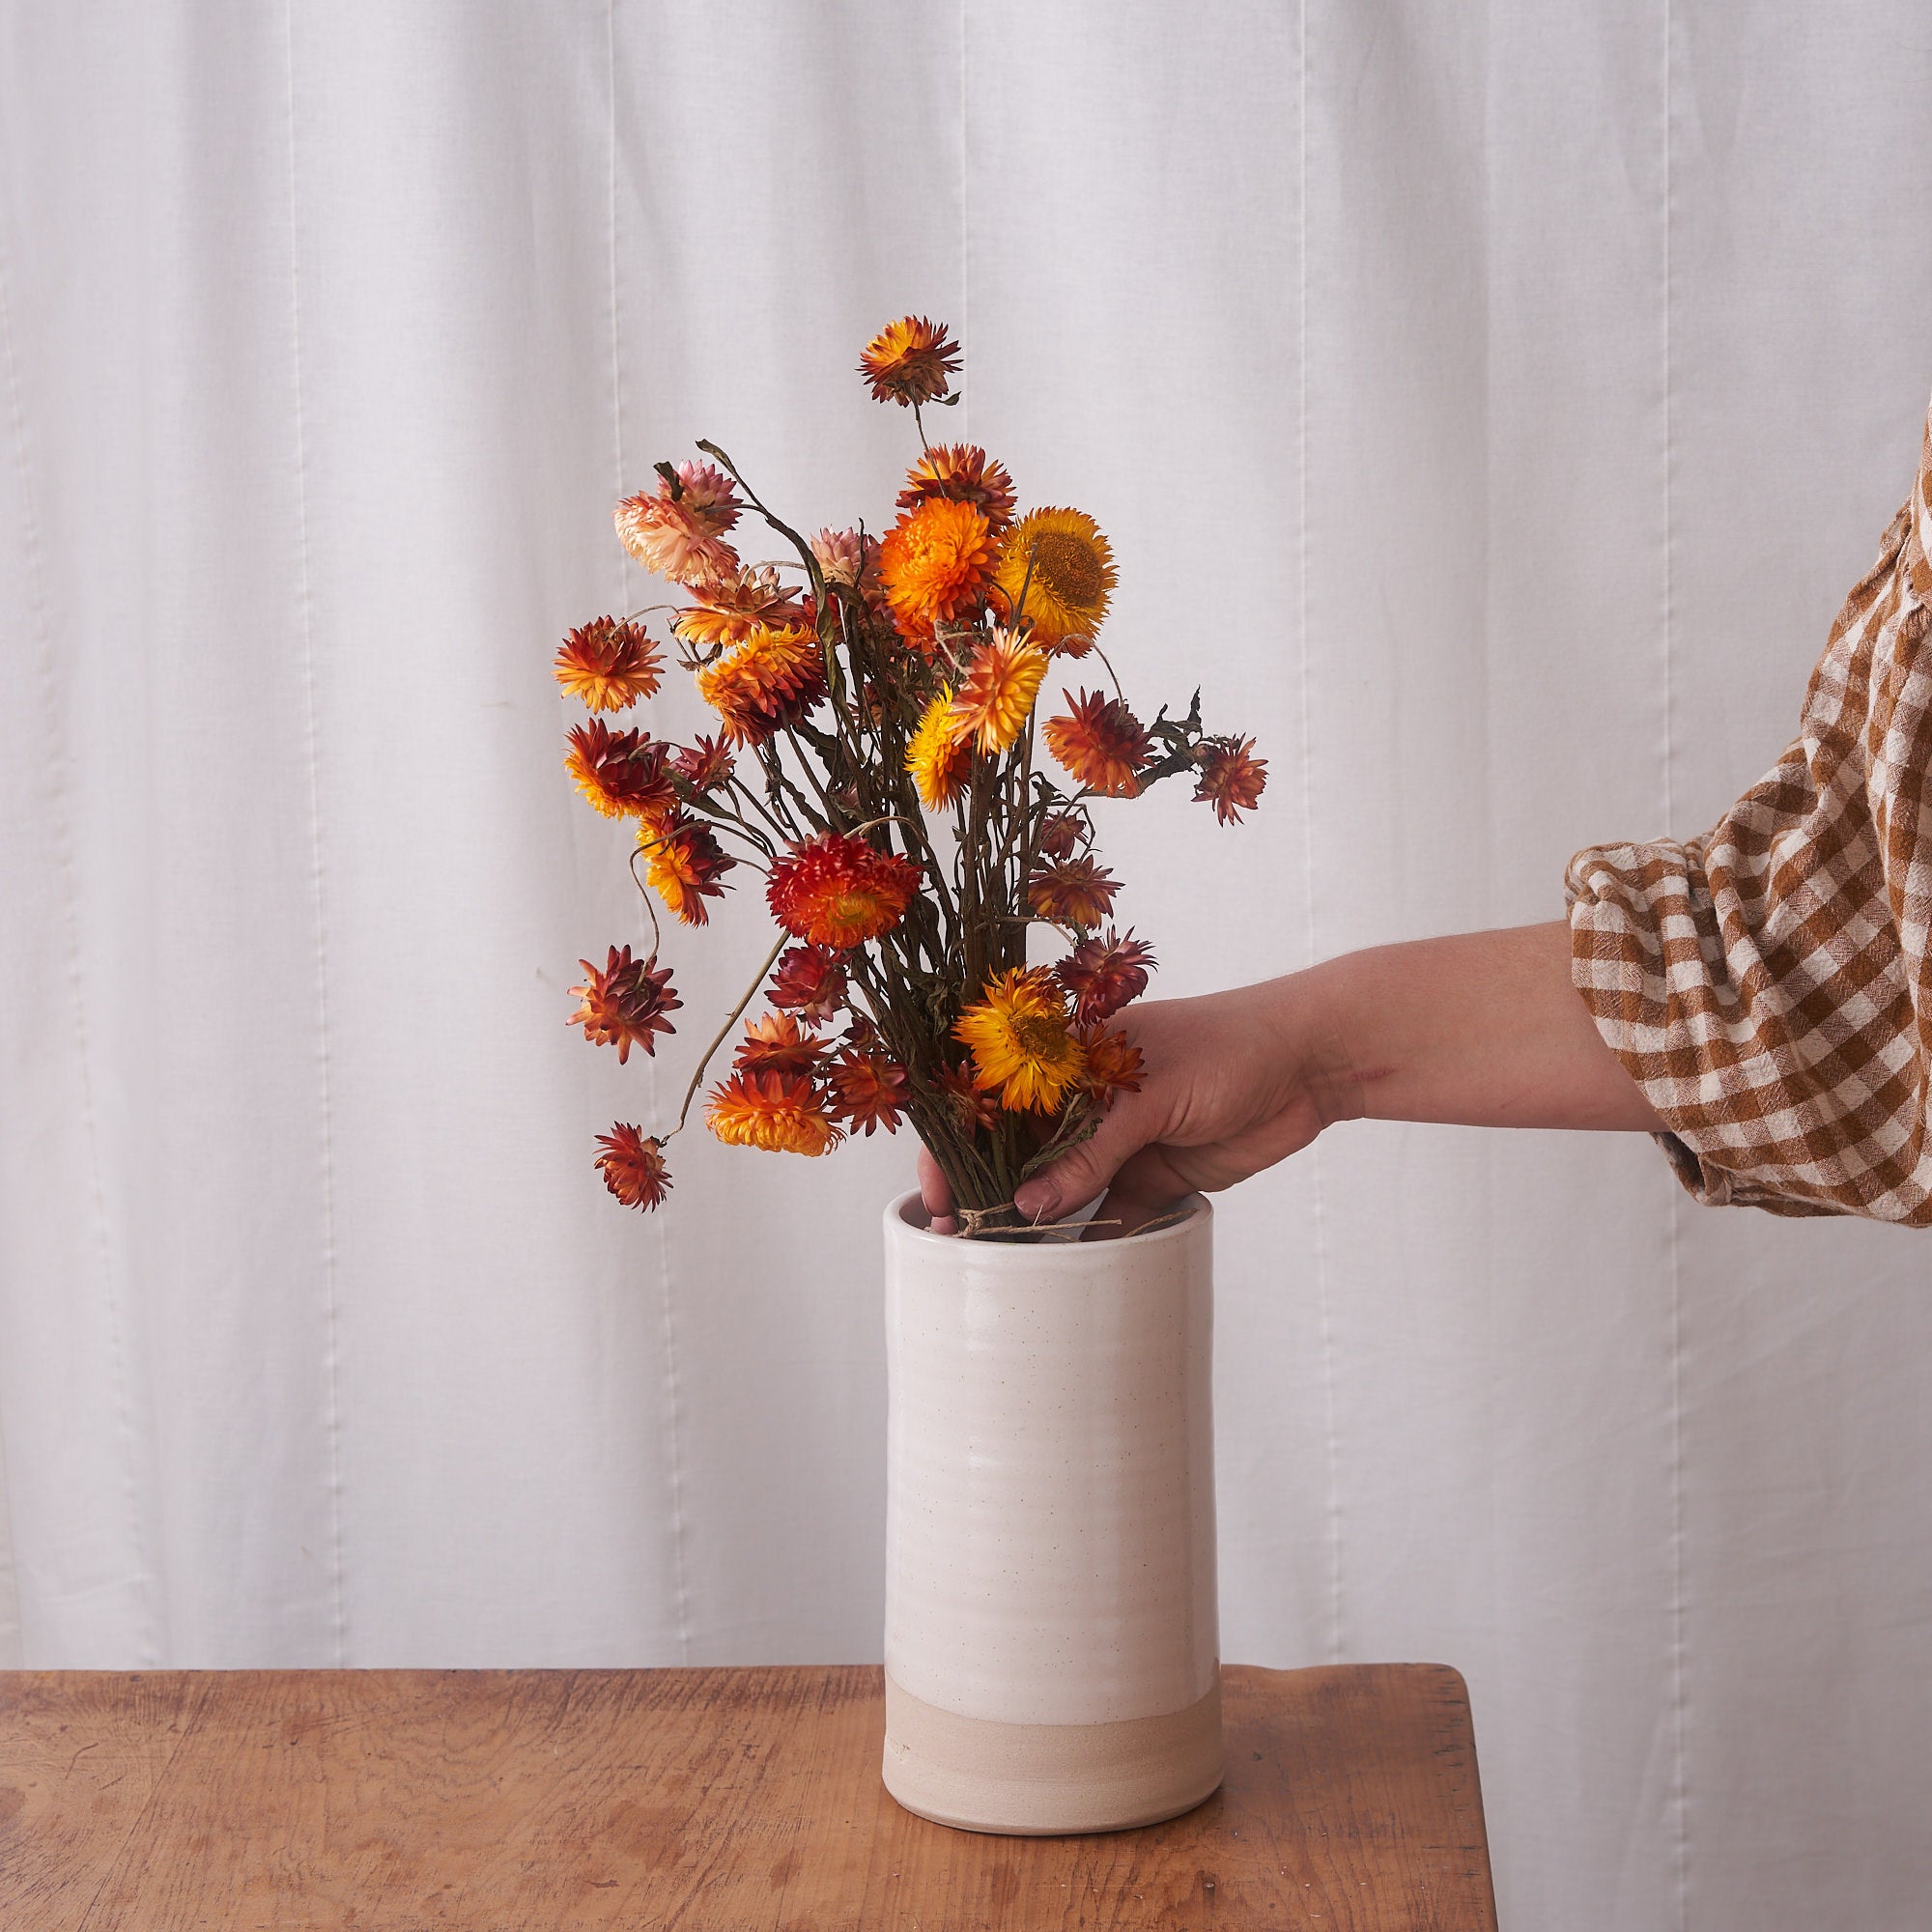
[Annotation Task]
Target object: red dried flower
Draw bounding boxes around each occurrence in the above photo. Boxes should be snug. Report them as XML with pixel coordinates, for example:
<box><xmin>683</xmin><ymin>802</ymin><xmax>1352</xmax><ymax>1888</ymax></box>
<box><xmin>1035</xmin><ymin>810</ymin><xmax>1090</xmax><ymax>862</ymax></box>
<box><xmin>828</xmin><ymin>1050</ymin><xmax>909</xmax><ymax>1136</ymax></box>
<box><xmin>1027</xmin><ymin>853</ymin><xmax>1121</xmax><ymax>930</ymax></box>
<box><xmin>935</xmin><ymin>1061</ymin><xmax>1001</xmax><ymax>1133</ymax></box>
<box><xmin>1194</xmin><ymin>735</ymin><xmax>1268</xmax><ymax>824</ymax></box>
<box><xmin>594</xmin><ymin>1123</ymin><xmax>672</xmax><ymax>1209</ymax></box>
<box><xmin>696</xmin><ymin>624</ymin><xmax>828</xmax><ymax>747</ymax></box>
<box><xmin>767</xmin><ymin>832</ymin><xmax>923</xmax><ymax>950</ymax></box>
<box><xmin>733</xmin><ymin>1011</ymin><xmax>831</xmax><ymax>1078</ymax></box>
<box><xmin>1056</xmin><ymin>927</ymin><xmax>1156</xmax><ymax>1025</ymax></box>
<box><xmin>896</xmin><ymin>444</ymin><xmax>1017</xmax><ymax>528</ymax></box>
<box><xmin>1043</xmin><ymin>690</ymin><xmax>1149</xmax><ymax>798</ymax></box>
<box><xmin>554</xmin><ymin>617</ymin><xmax>665</xmax><ymax>712</ymax></box>
<box><xmin>672</xmin><ymin>565</ymin><xmax>807</xmax><ymax>649</ymax></box>
<box><xmin>565</xmin><ymin>720</ymin><xmax>679</xmax><ymax>824</ymax></box>
<box><xmin>858</xmin><ymin>316</ymin><xmax>961</xmax><ymax>408</ymax></box>
<box><xmin>640</xmin><ymin>811</ymin><xmax>734</xmax><ymax>925</ymax></box>
<box><xmin>1076</xmin><ymin>1025</ymin><xmax>1144</xmax><ymax>1102</ymax></box>
<box><xmin>567</xmin><ymin>945</ymin><xmax>681</xmax><ymax>1064</ymax></box>
<box><xmin>768</xmin><ymin>945</ymin><xmax>849</xmax><ymax>1025</ymax></box>
<box><xmin>671</xmin><ymin>735</ymin><xmax>735</xmax><ymax>794</ymax></box>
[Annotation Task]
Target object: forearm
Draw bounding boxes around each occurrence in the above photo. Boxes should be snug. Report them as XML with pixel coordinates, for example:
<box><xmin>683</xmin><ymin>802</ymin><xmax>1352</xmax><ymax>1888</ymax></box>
<box><xmin>960</xmin><ymin>922</ymin><xmax>1662</xmax><ymax>1230</ymax></box>
<box><xmin>1292</xmin><ymin>921</ymin><xmax>1662</xmax><ymax>1132</ymax></box>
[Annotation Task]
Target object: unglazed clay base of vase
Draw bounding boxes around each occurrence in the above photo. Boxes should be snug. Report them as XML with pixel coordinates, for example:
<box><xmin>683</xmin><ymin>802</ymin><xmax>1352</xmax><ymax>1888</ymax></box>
<box><xmin>882</xmin><ymin>1671</ymin><xmax>1224</xmax><ymax>1835</ymax></box>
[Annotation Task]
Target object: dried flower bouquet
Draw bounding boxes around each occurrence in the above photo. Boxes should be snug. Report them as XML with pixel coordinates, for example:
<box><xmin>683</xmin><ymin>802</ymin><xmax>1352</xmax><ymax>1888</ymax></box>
<box><xmin>557</xmin><ymin>317</ymin><xmax>1264</xmax><ymax>1235</ymax></box>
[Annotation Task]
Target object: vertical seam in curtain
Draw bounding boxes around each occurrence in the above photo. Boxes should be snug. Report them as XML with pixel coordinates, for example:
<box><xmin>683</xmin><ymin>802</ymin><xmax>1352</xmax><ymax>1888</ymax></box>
<box><xmin>283</xmin><ymin>0</ymin><xmax>348</xmax><ymax>1667</ymax></box>
<box><xmin>1662</xmin><ymin>2</ymin><xmax>1690</xmax><ymax>1921</ymax></box>
<box><xmin>958</xmin><ymin>0</ymin><xmax>970</xmax><ymax>444</ymax></box>
<box><xmin>1296</xmin><ymin>0</ymin><xmax>1344</xmax><ymax>1667</ymax></box>
<box><xmin>0</xmin><ymin>168</ymin><xmax>156</xmax><ymax>1668</ymax></box>
<box><xmin>610</xmin><ymin>0</ymin><xmax>692</xmax><ymax>1662</ymax></box>
<box><xmin>0</xmin><ymin>1420</ymin><xmax>18</xmax><ymax>1667</ymax></box>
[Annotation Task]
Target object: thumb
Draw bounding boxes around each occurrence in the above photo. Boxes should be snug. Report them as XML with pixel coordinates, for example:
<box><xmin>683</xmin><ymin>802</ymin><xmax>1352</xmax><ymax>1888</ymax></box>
<box><xmin>1012</xmin><ymin>1096</ymin><xmax>1151</xmax><ymax>1224</ymax></box>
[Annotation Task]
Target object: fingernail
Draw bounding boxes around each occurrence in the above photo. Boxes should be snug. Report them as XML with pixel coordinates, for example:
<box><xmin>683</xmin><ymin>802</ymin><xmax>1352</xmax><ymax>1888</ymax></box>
<box><xmin>1012</xmin><ymin>1182</ymin><xmax>1054</xmax><ymax>1222</ymax></box>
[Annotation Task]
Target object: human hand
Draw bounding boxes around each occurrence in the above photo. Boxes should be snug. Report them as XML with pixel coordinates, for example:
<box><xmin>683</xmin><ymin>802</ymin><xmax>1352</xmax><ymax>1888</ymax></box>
<box><xmin>918</xmin><ymin>979</ymin><xmax>1355</xmax><ymax>1238</ymax></box>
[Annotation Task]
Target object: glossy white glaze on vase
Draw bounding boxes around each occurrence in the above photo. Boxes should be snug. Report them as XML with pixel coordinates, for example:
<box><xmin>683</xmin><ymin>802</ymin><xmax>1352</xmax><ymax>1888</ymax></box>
<box><xmin>881</xmin><ymin>1190</ymin><xmax>1221</xmax><ymax>1834</ymax></box>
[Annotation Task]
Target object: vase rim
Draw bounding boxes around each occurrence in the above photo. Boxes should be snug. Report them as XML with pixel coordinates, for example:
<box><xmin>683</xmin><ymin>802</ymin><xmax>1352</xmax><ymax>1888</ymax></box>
<box><xmin>886</xmin><ymin>1187</ymin><xmax>1209</xmax><ymax>1257</ymax></box>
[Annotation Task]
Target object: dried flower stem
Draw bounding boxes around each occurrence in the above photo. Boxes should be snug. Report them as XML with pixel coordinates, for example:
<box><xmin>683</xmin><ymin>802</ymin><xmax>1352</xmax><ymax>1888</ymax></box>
<box><xmin>626</xmin><ymin>845</ymin><xmax>665</xmax><ymax>956</ymax></box>
<box><xmin>662</xmin><ymin>929</ymin><xmax>790</xmax><ymax>1142</ymax></box>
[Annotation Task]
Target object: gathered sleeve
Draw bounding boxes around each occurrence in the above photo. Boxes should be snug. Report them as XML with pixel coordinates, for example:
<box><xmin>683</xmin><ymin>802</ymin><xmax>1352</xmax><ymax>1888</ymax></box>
<box><xmin>1566</xmin><ymin>397</ymin><xmax>1932</xmax><ymax>1221</ymax></box>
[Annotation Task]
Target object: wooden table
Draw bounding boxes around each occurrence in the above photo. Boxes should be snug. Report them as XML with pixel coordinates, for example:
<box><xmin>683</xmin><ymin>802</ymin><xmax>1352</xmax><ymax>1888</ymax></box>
<box><xmin>0</xmin><ymin>1662</ymin><xmax>1496</xmax><ymax>1929</ymax></box>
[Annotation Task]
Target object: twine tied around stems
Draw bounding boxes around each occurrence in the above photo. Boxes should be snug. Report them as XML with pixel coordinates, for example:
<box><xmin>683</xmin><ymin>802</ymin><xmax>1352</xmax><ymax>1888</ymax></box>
<box><xmin>952</xmin><ymin>1200</ymin><xmax>1197</xmax><ymax>1242</ymax></box>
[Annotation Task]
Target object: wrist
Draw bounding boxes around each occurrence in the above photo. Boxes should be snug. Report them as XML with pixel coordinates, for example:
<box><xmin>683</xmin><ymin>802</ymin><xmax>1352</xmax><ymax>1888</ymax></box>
<box><xmin>1253</xmin><ymin>958</ymin><xmax>1373</xmax><ymax>1129</ymax></box>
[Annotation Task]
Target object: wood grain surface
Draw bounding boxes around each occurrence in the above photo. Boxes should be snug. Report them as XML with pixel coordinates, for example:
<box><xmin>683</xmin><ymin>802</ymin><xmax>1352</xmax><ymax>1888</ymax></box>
<box><xmin>0</xmin><ymin>1662</ymin><xmax>1496</xmax><ymax>1930</ymax></box>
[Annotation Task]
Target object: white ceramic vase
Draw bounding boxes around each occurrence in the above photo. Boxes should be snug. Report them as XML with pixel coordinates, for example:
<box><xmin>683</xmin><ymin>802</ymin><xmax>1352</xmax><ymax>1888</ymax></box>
<box><xmin>880</xmin><ymin>1189</ymin><xmax>1221</xmax><ymax>1835</ymax></box>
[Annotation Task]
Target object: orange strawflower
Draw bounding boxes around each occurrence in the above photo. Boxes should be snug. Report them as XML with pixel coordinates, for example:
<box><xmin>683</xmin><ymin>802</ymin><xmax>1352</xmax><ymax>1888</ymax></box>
<box><xmin>828</xmin><ymin>1050</ymin><xmax>909</xmax><ymax>1136</ymax></box>
<box><xmin>896</xmin><ymin>444</ymin><xmax>1016</xmax><ymax>528</ymax></box>
<box><xmin>696</xmin><ymin>623</ymin><xmax>827</xmax><ymax>746</ymax></box>
<box><xmin>1042</xmin><ymin>689</ymin><xmax>1148</xmax><ymax>797</ymax></box>
<box><xmin>1056</xmin><ymin>927</ymin><xmax>1156</xmax><ymax>1025</ymax></box>
<box><xmin>594</xmin><ymin>1124</ymin><xmax>672</xmax><ymax>1209</ymax></box>
<box><xmin>766</xmin><ymin>832</ymin><xmax>923</xmax><ymax>950</ymax></box>
<box><xmin>567</xmin><ymin>945</ymin><xmax>681</xmax><ymax>1064</ymax></box>
<box><xmin>641</xmin><ymin>812</ymin><xmax>733</xmax><ymax>925</ymax></box>
<box><xmin>993</xmin><ymin>508</ymin><xmax>1116</xmax><ymax>654</ymax></box>
<box><xmin>706</xmin><ymin>1069</ymin><xmax>841</xmax><ymax>1156</ymax></box>
<box><xmin>554</xmin><ymin>617</ymin><xmax>665</xmax><ymax>713</ymax></box>
<box><xmin>879</xmin><ymin>498</ymin><xmax>996</xmax><ymax>640</ymax></box>
<box><xmin>954</xmin><ymin>967</ymin><xmax>1085</xmax><ymax>1113</ymax></box>
<box><xmin>1194</xmin><ymin>736</ymin><xmax>1268</xmax><ymax>824</ymax></box>
<box><xmin>1076</xmin><ymin>1024</ymin><xmax>1143</xmax><ymax>1102</ymax></box>
<box><xmin>767</xmin><ymin>945</ymin><xmax>848</xmax><ymax>1025</ymax></box>
<box><xmin>858</xmin><ymin>316</ymin><xmax>961</xmax><ymax>408</ymax></box>
<box><xmin>614</xmin><ymin>462</ymin><xmax>741</xmax><ymax>587</ymax></box>
<box><xmin>673</xmin><ymin>565</ymin><xmax>807</xmax><ymax>649</ymax></box>
<box><xmin>906</xmin><ymin>687</ymin><xmax>972</xmax><ymax>810</ymax></box>
<box><xmin>733</xmin><ymin>1011</ymin><xmax>831</xmax><ymax>1078</ymax></box>
<box><xmin>949</xmin><ymin>629</ymin><xmax>1047</xmax><ymax>754</ymax></box>
<box><xmin>566</xmin><ymin>720</ymin><xmax>678</xmax><ymax>823</ymax></box>
<box><xmin>1028</xmin><ymin>854</ymin><xmax>1120</xmax><ymax>929</ymax></box>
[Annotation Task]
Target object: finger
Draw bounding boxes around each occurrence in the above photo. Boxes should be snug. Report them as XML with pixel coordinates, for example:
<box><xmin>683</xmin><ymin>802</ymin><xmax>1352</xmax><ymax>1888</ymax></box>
<box><xmin>917</xmin><ymin>1145</ymin><xmax>956</xmax><ymax>1231</ymax></box>
<box><xmin>1011</xmin><ymin>1094</ymin><xmax>1151</xmax><ymax>1225</ymax></box>
<box><xmin>917</xmin><ymin>1144</ymin><xmax>953</xmax><ymax>1214</ymax></box>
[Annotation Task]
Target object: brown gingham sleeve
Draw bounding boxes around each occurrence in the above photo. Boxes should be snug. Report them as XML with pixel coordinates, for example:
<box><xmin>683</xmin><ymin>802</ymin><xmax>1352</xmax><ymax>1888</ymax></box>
<box><xmin>1566</xmin><ymin>396</ymin><xmax>1932</xmax><ymax>1222</ymax></box>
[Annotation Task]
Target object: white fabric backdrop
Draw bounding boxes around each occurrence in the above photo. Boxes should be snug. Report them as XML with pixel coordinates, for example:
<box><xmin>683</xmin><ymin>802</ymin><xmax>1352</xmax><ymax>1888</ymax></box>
<box><xmin>4</xmin><ymin>2</ymin><xmax>1930</xmax><ymax>1923</ymax></box>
